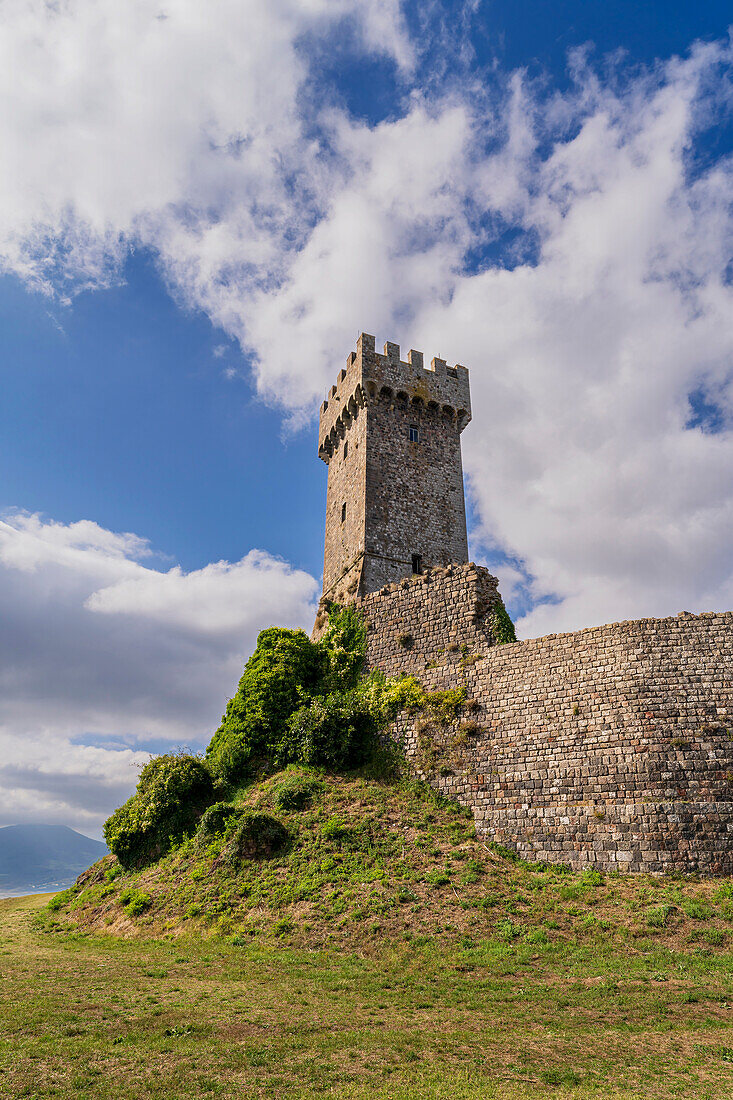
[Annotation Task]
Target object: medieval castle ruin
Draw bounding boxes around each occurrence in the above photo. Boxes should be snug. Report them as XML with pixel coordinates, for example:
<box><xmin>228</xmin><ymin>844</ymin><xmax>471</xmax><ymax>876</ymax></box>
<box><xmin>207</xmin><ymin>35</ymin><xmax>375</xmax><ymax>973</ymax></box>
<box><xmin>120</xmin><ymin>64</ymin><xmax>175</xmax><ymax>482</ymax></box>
<box><xmin>316</xmin><ymin>333</ymin><xmax>733</xmax><ymax>875</ymax></box>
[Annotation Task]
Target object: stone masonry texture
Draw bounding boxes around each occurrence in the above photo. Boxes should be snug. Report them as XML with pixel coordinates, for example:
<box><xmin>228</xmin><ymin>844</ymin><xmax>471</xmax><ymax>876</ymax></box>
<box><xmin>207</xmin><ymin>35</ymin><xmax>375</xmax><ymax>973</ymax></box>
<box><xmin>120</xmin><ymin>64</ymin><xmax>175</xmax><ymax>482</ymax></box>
<box><xmin>318</xmin><ymin>333</ymin><xmax>471</xmax><ymax>601</ymax></box>
<box><xmin>346</xmin><ymin>565</ymin><xmax>733</xmax><ymax>874</ymax></box>
<box><xmin>314</xmin><ymin>335</ymin><xmax>733</xmax><ymax>873</ymax></box>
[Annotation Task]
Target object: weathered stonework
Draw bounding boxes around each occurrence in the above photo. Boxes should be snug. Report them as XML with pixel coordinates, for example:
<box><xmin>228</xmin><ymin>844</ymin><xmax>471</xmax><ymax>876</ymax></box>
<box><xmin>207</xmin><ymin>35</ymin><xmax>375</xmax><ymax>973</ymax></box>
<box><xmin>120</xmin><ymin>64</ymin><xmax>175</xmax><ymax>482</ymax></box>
<box><xmin>356</xmin><ymin>573</ymin><xmax>733</xmax><ymax>874</ymax></box>
<box><xmin>318</xmin><ymin>333</ymin><xmax>471</xmax><ymax>601</ymax></box>
<box><xmin>314</xmin><ymin>560</ymin><xmax>503</xmax><ymax>665</ymax></box>
<box><xmin>313</xmin><ymin>334</ymin><xmax>733</xmax><ymax>873</ymax></box>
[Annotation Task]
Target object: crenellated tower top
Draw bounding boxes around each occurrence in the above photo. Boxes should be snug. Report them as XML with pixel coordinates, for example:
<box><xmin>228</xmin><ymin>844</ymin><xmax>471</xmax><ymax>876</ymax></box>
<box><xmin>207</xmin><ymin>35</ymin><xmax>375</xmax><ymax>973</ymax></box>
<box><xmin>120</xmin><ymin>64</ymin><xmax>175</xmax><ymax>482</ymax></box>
<box><xmin>318</xmin><ymin>332</ymin><xmax>472</xmax><ymax>602</ymax></box>
<box><xmin>318</xmin><ymin>333</ymin><xmax>471</xmax><ymax>464</ymax></box>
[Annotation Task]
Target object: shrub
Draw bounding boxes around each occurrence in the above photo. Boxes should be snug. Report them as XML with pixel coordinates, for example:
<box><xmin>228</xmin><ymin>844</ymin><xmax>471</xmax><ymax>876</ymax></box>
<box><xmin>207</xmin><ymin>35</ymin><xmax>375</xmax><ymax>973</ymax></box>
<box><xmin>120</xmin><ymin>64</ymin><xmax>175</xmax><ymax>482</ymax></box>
<box><xmin>646</xmin><ymin>904</ymin><xmax>674</xmax><ymax>928</ymax></box>
<box><xmin>205</xmin><ymin>608</ymin><xmax>422</xmax><ymax>783</ymax></box>
<box><xmin>272</xmin><ymin>774</ymin><xmax>323</xmax><ymax>812</ymax></box>
<box><xmin>424</xmin><ymin>686</ymin><xmax>467</xmax><ymax>723</ymax></box>
<box><xmin>280</xmin><ymin>687</ymin><xmax>378</xmax><ymax>769</ymax></box>
<box><xmin>223</xmin><ymin>812</ymin><xmax>289</xmax><ymax>863</ymax></box>
<box><xmin>206</xmin><ymin>628</ymin><xmax>326</xmax><ymax>782</ymax></box>
<box><xmin>491</xmin><ymin>602</ymin><xmax>517</xmax><ymax>645</ymax></box>
<box><xmin>426</xmin><ymin>870</ymin><xmax>451</xmax><ymax>887</ymax></box>
<box><xmin>119</xmin><ymin>888</ymin><xmax>152</xmax><ymax>917</ymax></box>
<box><xmin>319</xmin><ymin>604</ymin><xmax>367</xmax><ymax>691</ymax></box>
<box><xmin>683</xmin><ymin>899</ymin><xmax>713</xmax><ymax>920</ymax></box>
<box><xmin>363</xmin><ymin>672</ymin><xmax>425</xmax><ymax>718</ymax></box>
<box><xmin>47</xmin><ymin>887</ymin><xmax>78</xmax><ymax>912</ymax></box>
<box><xmin>320</xmin><ymin>816</ymin><xmax>348</xmax><ymax>842</ymax></box>
<box><xmin>195</xmin><ymin>802</ymin><xmax>241</xmax><ymax>843</ymax></box>
<box><xmin>103</xmin><ymin>753</ymin><xmax>215</xmax><ymax>869</ymax></box>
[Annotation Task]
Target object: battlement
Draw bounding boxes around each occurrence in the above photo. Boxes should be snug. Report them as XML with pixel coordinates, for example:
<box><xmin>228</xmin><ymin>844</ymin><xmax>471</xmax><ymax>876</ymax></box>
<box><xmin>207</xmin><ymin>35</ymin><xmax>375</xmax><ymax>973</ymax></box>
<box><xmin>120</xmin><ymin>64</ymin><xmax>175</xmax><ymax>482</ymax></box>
<box><xmin>318</xmin><ymin>332</ymin><xmax>471</xmax><ymax>462</ymax></box>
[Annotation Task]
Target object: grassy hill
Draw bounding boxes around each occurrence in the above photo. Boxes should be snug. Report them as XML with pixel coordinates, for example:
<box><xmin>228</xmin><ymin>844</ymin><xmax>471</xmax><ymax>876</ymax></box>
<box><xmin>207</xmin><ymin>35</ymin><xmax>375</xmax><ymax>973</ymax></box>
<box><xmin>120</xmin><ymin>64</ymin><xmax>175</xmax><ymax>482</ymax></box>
<box><xmin>41</xmin><ymin>765</ymin><xmax>730</xmax><ymax>954</ymax></box>
<box><xmin>42</xmin><ymin>767</ymin><xmax>733</xmax><ymax>952</ymax></box>
<box><xmin>0</xmin><ymin>768</ymin><xmax>731</xmax><ymax>1097</ymax></box>
<box><xmin>8</xmin><ymin>606</ymin><xmax>733</xmax><ymax>1098</ymax></box>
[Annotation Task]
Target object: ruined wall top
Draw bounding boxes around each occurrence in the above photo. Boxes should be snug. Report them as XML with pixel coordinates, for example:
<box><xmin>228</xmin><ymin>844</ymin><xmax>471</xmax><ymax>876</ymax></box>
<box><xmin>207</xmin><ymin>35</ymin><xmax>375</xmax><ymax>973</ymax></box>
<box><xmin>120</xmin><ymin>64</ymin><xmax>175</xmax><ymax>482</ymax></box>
<box><xmin>318</xmin><ymin>332</ymin><xmax>471</xmax><ymax>462</ymax></box>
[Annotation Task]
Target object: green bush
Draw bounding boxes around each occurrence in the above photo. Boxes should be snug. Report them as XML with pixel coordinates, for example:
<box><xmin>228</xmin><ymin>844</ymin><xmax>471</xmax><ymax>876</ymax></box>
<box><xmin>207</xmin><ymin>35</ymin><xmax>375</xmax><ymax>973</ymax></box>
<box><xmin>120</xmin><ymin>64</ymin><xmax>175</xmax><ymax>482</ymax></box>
<box><xmin>195</xmin><ymin>801</ymin><xmax>241</xmax><ymax>843</ymax></box>
<box><xmin>491</xmin><ymin>602</ymin><xmax>517</xmax><ymax>645</ymax></box>
<box><xmin>206</xmin><ymin>628</ymin><xmax>326</xmax><ymax>782</ymax></box>
<box><xmin>224</xmin><ymin>812</ymin><xmax>289</xmax><ymax>863</ymax></box>
<box><xmin>204</xmin><ymin>609</ymin><xmax>393</xmax><ymax>783</ymax></box>
<box><xmin>47</xmin><ymin>887</ymin><xmax>78</xmax><ymax>912</ymax></box>
<box><xmin>119</xmin><ymin>888</ymin><xmax>152</xmax><ymax>917</ymax></box>
<box><xmin>272</xmin><ymin>774</ymin><xmax>323</xmax><ymax>812</ymax></box>
<box><xmin>683</xmin><ymin>899</ymin><xmax>713</xmax><ymax>920</ymax></box>
<box><xmin>320</xmin><ymin>816</ymin><xmax>348</xmax><ymax>842</ymax></box>
<box><xmin>319</xmin><ymin>604</ymin><xmax>367</xmax><ymax>690</ymax></box>
<box><xmin>280</xmin><ymin>687</ymin><xmax>378</xmax><ymax>770</ymax></box>
<box><xmin>103</xmin><ymin>753</ymin><xmax>215</xmax><ymax>869</ymax></box>
<box><xmin>647</xmin><ymin>904</ymin><xmax>674</xmax><ymax>928</ymax></box>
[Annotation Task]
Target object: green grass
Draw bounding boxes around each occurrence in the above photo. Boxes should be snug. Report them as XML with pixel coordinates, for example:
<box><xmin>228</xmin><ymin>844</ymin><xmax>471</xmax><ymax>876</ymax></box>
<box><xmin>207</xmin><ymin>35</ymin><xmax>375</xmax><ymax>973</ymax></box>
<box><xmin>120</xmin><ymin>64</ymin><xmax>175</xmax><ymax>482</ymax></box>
<box><xmin>41</xmin><ymin>769</ymin><xmax>733</xmax><ymax>953</ymax></box>
<box><xmin>1</xmin><ymin>770</ymin><xmax>732</xmax><ymax>1097</ymax></box>
<box><xmin>2</xmin><ymin>892</ymin><xmax>733</xmax><ymax>1098</ymax></box>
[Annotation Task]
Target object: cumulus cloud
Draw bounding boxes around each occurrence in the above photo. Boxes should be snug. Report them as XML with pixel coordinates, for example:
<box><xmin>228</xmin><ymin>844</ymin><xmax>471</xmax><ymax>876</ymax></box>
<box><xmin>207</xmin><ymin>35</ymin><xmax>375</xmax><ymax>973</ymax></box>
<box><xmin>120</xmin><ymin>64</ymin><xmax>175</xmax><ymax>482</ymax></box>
<box><xmin>418</xmin><ymin>41</ymin><xmax>733</xmax><ymax>634</ymax></box>
<box><xmin>0</xmin><ymin>512</ymin><xmax>318</xmax><ymax>835</ymax></box>
<box><xmin>1</xmin><ymin>8</ymin><xmax>733</xmax><ymax>668</ymax></box>
<box><xmin>241</xmin><ymin>37</ymin><xmax>733</xmax><ymax>634</ymax></box>
<box><xmin>0</xmin><ymin>0</ymin><xmax>411</xmax><ymax>295</ymax></box>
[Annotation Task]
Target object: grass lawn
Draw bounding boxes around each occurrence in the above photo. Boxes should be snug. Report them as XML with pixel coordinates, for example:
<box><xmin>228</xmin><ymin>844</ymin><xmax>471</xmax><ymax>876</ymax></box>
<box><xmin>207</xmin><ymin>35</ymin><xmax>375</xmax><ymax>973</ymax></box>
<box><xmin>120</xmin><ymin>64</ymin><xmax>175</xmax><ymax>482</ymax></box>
<box><xmin>1</xmin><ymin>885</ymin><xmax>732</xmax><ymax>1099</ymax></box>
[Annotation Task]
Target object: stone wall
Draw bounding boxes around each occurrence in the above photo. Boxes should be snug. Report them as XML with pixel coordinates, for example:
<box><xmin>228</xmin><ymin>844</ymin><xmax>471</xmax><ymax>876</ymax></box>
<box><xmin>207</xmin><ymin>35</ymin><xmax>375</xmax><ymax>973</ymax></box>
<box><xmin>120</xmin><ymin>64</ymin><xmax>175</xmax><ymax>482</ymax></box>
<box><xmin>318</xmin><ymin>333</ymin><xmax>471</xmax><ymax>602</ymax></box>
<box><xmin>359</xmin><ymin>568</ymin><xmax>733</xmax><ymax>874</ymax></box>
<box><xmin>313</xmin><ymin>561</ymin><xmax>503</xmax><ymax>660</ymax></box>
<box><xmin>362</xmin><ymin>380</ymin><xmax>469</xmax><ymax>596</ymax></box>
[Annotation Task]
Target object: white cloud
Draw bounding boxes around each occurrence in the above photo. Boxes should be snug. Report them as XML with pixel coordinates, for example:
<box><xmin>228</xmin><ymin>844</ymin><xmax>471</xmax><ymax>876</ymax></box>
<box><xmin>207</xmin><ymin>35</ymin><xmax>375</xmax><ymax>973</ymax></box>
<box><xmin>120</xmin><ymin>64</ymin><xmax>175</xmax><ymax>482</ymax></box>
<box><xmin>0</xmin><ymin>0</ymin><xmax>412</xmax><ymax>297</ymax></box>
<box><xmin>1</xmin><ymin>9</ymin><xmax>733</xmax><ymax>664</ymax></box>
<box><xmin>415</xmin><ymin>41</ymin><xmax>733</xmax><ymax>635</ymax></box>
<box><xmin>0</xmin><ymin>511</ymin><xmax>318</xmax><ymax>835</ymax></box>
<box><xmin>86</xmin><ymin>549</ymin><xmax>320</xmax><ymax>634</ymax></box>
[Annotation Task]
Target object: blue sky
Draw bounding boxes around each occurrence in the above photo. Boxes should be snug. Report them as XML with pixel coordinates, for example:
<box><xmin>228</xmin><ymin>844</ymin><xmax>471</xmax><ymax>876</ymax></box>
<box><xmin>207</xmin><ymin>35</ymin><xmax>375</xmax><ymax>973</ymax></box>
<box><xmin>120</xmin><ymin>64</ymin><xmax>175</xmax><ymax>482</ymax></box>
<box><xmin>0</xmin><ymin>254</ymin><xmax>323</xmax><ymax>577</ymax></box>
<box><xmin>1</xmin><ymin>0</ymin><xmax>732</xmax><ymax>835</ymax></box>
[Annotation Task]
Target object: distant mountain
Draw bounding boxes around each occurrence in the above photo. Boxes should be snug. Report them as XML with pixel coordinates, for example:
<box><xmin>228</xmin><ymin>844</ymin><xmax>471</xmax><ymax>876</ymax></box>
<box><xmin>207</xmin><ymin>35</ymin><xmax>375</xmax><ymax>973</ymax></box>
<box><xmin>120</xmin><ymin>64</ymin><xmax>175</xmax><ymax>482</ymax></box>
<box><xmin>0</xmin><ymin>824</ymin><xmax>108</xmax><ymax>897</ymax></box>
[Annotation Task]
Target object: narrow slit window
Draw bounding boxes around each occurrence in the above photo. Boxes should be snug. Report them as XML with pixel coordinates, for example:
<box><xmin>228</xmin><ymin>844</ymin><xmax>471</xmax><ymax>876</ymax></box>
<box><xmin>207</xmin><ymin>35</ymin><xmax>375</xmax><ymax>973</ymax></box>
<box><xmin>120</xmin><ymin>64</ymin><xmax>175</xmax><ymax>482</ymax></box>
<box><xmin>409</xmin><ymin>424</ymin><xmax>419</xmax><ymax>442</ymax></box>
<box><xmin>411</xmin><ymin>553</ymin><xmax>422</xmax><ymax>575</ymax></box>
<box><xmin>341</xmin><ymin>502</ymin><xmax>347</xmax><ymax>524</ymax></box>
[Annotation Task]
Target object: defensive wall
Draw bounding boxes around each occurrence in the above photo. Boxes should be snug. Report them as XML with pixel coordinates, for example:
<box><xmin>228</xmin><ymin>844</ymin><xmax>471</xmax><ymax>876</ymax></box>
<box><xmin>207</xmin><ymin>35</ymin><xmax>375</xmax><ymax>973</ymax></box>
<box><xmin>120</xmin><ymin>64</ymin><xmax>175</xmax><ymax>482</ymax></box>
<box><xmin>346</xmin><ymin>563</ymin><xmax>733</xmax><ymax>874</ymax></box>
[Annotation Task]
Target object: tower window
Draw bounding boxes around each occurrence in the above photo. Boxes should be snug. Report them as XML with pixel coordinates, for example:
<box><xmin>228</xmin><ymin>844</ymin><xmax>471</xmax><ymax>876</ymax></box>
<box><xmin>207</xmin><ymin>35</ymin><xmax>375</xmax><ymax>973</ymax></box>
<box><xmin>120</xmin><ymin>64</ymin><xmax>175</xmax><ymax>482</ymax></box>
<box><xmin>411</xmin><ymin>553</ymin><xmax>422</xmax><ymax>575</ymax></box>
<box><xmin>343</xmin><ymin>440</ymin><xmax>348</xmax><ymax>459</ymax></box>
<box><xmin>341</xmin><ymin>502</ymin><xmax>347</xmax><ymax>524</ymax></box>
<box><xmin>409</xmin><ymin>424</ymin><xmax>419</xmax><ymax>442</ymax></box>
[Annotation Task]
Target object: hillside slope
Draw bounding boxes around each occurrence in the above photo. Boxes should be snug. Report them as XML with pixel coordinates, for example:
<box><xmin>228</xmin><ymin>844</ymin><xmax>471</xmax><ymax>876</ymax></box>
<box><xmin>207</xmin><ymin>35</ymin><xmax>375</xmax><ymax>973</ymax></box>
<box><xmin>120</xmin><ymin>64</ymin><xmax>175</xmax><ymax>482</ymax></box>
<box><xmin>45</xmin><ymin>769</ymin><xmax>733</xmax><ymax>953</ymax></box>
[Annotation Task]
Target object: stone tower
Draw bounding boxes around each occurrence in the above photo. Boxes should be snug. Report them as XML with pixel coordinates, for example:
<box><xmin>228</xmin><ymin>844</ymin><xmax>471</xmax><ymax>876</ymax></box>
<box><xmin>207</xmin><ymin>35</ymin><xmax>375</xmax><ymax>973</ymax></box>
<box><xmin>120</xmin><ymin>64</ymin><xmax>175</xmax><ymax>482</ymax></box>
<box><xmin>318</xmin><ymin>332</ymin><xmax>471</xmax><ymax>602</ymax></box>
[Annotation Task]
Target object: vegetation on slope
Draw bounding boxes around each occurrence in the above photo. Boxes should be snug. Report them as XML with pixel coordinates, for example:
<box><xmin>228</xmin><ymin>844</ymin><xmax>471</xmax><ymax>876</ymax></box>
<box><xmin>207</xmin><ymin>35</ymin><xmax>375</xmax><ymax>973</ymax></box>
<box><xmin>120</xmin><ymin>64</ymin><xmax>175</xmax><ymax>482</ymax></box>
<box><xmin>16</xmin><ymin>599</ymin><xmax>732</xmax><ymax>1096</ymax></box>
<box><xmin>46</xmin><ymin>766</ymin><xmax>733</xmax><ymax>956</ymax></box>
<box><xmin>51</xmin><ymin>598</ymin><xmax>732</xmax><ymax>953</ymax></box>
<box><xmin>24</xmin><ymin>581</ymin><xmax>733</xmax><ymax>1098</ymax></box>
<box><xmin>101</xmin><ymin>604</ymin><xmax>451</xmax><ymax>871</ymax></box>
<box><xmin>12</xmin><ymin>808</ymin><xmax>733</xmax><ymax>1098</ymax></box>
